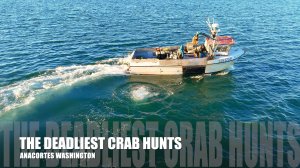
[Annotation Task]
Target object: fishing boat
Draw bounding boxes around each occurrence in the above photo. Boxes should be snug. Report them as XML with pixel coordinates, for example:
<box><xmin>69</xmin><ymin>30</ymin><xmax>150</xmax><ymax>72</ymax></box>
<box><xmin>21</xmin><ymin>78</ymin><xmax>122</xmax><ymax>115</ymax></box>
<box><xmin>126</xmin><ymin>19</ymin><xmax>245</xmax><ymax>75</ymax></box>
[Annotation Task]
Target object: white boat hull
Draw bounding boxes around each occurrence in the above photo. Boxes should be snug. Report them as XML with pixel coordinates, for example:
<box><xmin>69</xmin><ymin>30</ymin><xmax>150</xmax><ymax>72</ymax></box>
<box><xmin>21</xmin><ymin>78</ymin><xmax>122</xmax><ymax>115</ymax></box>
<box><xmin>205</xmin><ymin>47</ymin><xmax>244</xmax><ymax>73</ymax></box>
<box><xmin>127</xmin><ymin>47</ymin><xmax>244</xmax><ymax>75</ymax></box>
<box><xmin>205</xmin><ymin>61</ymin><xmax>234</xmax><ymax>73</ymax></box>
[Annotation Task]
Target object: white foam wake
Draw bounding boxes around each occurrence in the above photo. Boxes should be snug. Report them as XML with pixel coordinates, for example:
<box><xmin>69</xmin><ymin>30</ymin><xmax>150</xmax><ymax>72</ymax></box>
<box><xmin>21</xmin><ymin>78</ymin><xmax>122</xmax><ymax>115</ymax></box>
<box><xmin>130</xmin><ymin>85</ymin><xmax>159</xmax><ymax>101</ymax></box>
<box><xmin>0</xmin><ymin>60</ymin><xmax>127</xmax><ymax>113</ymax></box>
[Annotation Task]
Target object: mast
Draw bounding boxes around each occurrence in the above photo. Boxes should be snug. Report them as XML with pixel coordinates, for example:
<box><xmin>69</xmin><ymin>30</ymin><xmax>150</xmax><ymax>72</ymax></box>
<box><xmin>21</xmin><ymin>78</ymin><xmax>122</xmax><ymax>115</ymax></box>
<box><xmin>205</xmin><ymin>18</ymin><xmax>220</xmax><ymax>57</ymax></box>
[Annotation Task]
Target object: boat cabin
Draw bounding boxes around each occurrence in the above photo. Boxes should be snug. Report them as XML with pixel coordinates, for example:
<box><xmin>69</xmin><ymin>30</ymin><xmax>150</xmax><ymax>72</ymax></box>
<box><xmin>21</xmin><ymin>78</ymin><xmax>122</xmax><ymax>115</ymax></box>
<box><xmin>205</xmin><ymin>36</ymin><xmax>235</xmax><ymax>56</ymax></box>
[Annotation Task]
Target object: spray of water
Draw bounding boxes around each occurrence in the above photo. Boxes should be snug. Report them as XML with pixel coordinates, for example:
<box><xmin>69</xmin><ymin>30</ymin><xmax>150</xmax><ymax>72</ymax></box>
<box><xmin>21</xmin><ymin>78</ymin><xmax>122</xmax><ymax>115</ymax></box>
<box><xmin>130</xmin><ymin>85</ymin><xmax>159</xmax><ymax>101</ymax></box>
<box><xmin>0</xmin><ymin>59</ymin><xmax>127</xmax><ymax>113</ymax></box>
<box><xmin>215</xmin><ymin>65</ymin><xmax>235</xmax><ymax>76</ymax></box>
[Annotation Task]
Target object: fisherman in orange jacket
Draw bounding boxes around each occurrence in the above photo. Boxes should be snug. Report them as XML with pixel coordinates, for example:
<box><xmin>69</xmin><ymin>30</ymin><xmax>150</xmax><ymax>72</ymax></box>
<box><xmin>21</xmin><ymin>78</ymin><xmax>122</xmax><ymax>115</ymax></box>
<box><xmin>192</xmin><ymin>32</ymin><xmax>199</xmax><ymax>45</ymax></box>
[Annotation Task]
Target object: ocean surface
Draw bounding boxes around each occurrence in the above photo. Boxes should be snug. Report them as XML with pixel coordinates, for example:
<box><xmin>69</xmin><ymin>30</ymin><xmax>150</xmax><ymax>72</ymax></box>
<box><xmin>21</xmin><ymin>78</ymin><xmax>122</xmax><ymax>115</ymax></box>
<box><xmin>0</xmin><ymin>0</ymin><xmax>300</xmax><ymax>166</ymax></box>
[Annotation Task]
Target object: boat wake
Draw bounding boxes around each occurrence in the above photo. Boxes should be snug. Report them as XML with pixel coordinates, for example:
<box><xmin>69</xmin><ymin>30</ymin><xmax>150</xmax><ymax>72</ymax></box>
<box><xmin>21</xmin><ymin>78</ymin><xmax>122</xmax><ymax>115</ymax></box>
<box><xmin>0</xmin><ymin>59</ymin><xmax>127</xmax><ymax>113</ymax></box>
<box><xmin>215</xmin><ymin>70</ymin><xmax>230</xmax><ymax>76</ymax></box>
<box><xmin>113</xmin><ymin>82</ymin><xmax>173</xmax><ymax>106</ymax></box>
<box><xmin>215</xmin><ymin>65</ymin><xmax>235</xmax><ymax>76</ymax></box>
<box><xmin>130</xmin><ymin>85</ymin><xmax>160</xmax><ymax>101</ymax></box>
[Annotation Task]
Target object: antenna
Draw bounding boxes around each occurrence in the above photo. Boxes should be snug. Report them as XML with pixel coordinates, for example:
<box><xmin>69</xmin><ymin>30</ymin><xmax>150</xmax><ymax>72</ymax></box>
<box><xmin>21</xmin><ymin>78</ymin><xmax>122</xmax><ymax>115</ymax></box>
<box><xmin>206</xmin><ymin>18</ymin><xmax>212</xmax><ymax>30</ymax></box>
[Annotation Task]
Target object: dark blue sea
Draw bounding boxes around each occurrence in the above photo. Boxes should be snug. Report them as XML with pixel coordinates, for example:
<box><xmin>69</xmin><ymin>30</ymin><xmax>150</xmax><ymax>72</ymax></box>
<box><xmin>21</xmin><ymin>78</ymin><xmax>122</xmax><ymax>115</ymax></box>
<box><xmin>0</xmin><ymin>0</ymin><xmax>299</xmax><ymax>167</ymax></box>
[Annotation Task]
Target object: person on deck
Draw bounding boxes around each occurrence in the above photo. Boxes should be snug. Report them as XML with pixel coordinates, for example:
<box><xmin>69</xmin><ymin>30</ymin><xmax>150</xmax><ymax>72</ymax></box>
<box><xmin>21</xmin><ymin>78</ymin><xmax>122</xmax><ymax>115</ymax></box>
<box><xmin>193</xmin><ymin>44</ymin><xmax>207</xmax><ymax>58</ymax></box>
<box><xmin>211</xmin><ymin>29</ymin><xmax>217</xmax><ymax>38</ymax></box>
<box><xmin>177</xmin><ymin>45</ymin><xmax>185</xmax><ymax>59</ymax></box>
<box><xmin>210</xmin><ymin>23</ymin><xmax>219</xmax><ymax>39</ymax></box>
<box><xmin>192</xmin><ymin>32</ymin><xmax>199</xmax><ymax>45</ymax></box>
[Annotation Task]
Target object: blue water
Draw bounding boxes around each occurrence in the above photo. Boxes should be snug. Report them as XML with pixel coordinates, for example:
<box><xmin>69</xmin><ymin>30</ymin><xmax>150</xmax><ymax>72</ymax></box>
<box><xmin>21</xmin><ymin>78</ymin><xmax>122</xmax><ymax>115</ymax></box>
<box><xmin>0</xmin><ymin>0</ymin><xmax>300</xmax><ymax>166</ymax></box>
